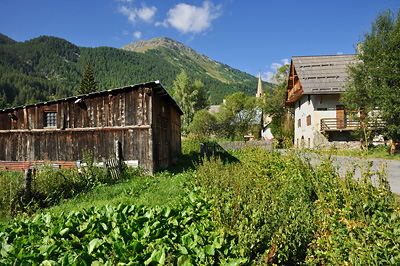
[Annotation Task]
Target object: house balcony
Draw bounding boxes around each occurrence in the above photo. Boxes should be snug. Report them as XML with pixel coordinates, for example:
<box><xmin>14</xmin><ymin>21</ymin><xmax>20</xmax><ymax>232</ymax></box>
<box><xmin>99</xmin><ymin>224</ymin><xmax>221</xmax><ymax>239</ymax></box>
<box><xmin>285</xmin><ymin>81</ymin><xmax>303</xmax><ymax>107</ymax></box>
<box><xmin>320</xmin><ymin>118</ymin><xmax>386</xmax><ymax>132</ymax></box>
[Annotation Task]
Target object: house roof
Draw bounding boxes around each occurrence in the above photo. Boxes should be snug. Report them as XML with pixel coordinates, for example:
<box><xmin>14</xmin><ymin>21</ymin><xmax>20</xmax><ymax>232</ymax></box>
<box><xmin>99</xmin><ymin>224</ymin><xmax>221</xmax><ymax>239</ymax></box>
<box><xmin>0</xmin><ymin>80</ymin><xmax>183</xmax><ymax>115</ymax></box>
<box><xmin>292</xmin><ymin>54</ymin><xmax>356</xmax><ymax>94</ymax></box>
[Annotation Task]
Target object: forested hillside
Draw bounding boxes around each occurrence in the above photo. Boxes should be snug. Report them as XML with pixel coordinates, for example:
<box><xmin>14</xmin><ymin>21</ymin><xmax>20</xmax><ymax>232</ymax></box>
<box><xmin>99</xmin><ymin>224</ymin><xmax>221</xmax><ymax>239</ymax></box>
<box><xmin>0</xmin><ymin>33</ymin><xmax>273</xmax><ymax>108</ymax></box>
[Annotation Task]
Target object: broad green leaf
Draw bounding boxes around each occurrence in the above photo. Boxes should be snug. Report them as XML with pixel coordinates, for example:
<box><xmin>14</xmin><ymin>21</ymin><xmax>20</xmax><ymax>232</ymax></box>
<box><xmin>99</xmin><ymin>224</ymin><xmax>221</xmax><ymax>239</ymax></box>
<box><xmin>1</xmin><ymin>243</ymin><xmax>14</xmax><ymax>257</ymax></box>
<box><xmin>59</xmin><ymin>227</ymin><xmax>70</xmax><ymax>236</ymax></box>
<box><xmin>17</xmin><ymin>248</ymin><xmax>24</xmax><ymax>261</ymax></box>
<box><xmin>204</xmin><ymin>244</ymin><xmax>215</xmax><ymax>256</ymax></box>
<box><xmin>140</xmin><ymin>226</ymin><xmax>150</xmax><ymax>239</ymax></box>
<box><xmin>179</xmin><ymin>246</ymin><xmax>188</xmax><ymax>255</ymax></box>
<box><xmin>213</xmin><ymin>236</ymin><xmax>223</xmax><ymax>249</ymax></box>
<box><xmin>88</xmin><ymin>238</ymin><xmax>104</xmax><ymax>255</ymax></box>
<box><xmin>153</xmin><ymin>248</ymin><xmax>166</xmax><ymax>264</ymax></box>
<box><xmin>226</xmin><ymin>258</ymin><xmax>248</xmax><ymax>266</ymax></box>
<box><xmin>181</xmin><ymin>235</ymin><xmax>194</xmax><ymax>248</ymax></box>
<box><xmin>40</xmin><ymin>260</ymin><xmax>57</xmax><ymax>266</ymax></box>
<box><xmin>101</xmin><ymin>223</ymin><xmax>108</xmax><ymax>232</ymax></box>
<box><xmin>164</xmin><ymin>206</ymin><xmax>172</xmax><ymax>218</ymax></box>
<box><xmin>188</xmin><ymin>193</ymin><xmax>196</xmax><ymax>203</ymax></box>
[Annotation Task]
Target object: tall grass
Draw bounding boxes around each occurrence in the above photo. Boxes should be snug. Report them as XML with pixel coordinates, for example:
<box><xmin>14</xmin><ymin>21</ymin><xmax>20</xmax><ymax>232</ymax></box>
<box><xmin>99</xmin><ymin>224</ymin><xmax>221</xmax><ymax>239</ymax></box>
<box><xmin>196</xmin><ymin>149</ymin><xmax>318</xmax><ymax>264</ymax></box>
<box><xmin>0</xmin><ymin>153</ymin><xmax>137</xmax><ymax>219</ymax></box>
<box><xmin>195</xmin><ymin>148</ymin><xmax>399</xmax><ymax>265</ymax></box>
<box><xmin>0</xmin><ymin>170</ymin><xmax>23</xmax><ymax>217</ymax></box>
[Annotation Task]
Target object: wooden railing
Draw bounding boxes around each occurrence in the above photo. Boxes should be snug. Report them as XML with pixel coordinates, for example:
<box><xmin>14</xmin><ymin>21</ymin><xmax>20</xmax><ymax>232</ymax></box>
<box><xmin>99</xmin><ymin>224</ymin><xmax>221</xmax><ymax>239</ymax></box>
<box><xmin>320</xmin><ymin>118</ymin><xmax>386</xmax><ymax>131</ymax></box>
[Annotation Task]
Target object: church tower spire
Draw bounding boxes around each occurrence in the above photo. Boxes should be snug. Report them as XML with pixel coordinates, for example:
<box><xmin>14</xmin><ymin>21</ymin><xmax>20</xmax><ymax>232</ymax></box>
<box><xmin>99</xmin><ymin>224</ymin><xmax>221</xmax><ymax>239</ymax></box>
<box><xmin>256</xmin><ymin>71</ymin><xmax>263</xmax><ymax>98</ymax></box>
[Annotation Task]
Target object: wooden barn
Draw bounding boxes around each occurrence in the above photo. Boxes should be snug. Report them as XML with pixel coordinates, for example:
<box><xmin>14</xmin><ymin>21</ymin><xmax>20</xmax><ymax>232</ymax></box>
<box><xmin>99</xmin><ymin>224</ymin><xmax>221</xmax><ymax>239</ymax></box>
<box><xmin>0</xmin><ymin>81</ymin><xmax>183</xmax><ymax>173</ymax></box>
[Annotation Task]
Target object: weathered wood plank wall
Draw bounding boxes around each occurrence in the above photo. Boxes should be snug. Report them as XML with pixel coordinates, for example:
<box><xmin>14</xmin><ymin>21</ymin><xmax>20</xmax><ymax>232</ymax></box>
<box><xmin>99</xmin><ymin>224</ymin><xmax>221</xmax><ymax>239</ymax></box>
<box><xmin>0</xmin><ymin>82</ymin><xmax>182</xmax><ymax>173</ymax></box>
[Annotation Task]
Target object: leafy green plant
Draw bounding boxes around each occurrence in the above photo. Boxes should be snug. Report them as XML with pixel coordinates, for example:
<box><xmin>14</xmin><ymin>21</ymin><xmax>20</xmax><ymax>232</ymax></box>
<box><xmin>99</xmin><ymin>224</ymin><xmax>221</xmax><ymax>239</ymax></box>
<box><xmin>0</xmin><ymin>189</ymin><xmax>247</xmax><ymax>265</ymax></box>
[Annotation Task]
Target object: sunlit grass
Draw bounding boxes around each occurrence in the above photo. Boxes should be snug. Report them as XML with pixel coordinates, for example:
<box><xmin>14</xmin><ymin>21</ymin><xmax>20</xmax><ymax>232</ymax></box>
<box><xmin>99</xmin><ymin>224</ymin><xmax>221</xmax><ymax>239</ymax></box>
<box><xmin>43</xmin><ymin>170</ymin><xmax>192</xmax><ymax>217</ymax></box>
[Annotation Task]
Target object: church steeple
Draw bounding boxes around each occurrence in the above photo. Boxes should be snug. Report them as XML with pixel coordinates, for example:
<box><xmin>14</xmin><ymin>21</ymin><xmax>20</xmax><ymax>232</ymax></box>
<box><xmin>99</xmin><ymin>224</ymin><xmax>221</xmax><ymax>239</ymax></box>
<box><xmin>256</xmin><ymin>71</ymin><xmax>263</xmax><ymax>98</ymax></box>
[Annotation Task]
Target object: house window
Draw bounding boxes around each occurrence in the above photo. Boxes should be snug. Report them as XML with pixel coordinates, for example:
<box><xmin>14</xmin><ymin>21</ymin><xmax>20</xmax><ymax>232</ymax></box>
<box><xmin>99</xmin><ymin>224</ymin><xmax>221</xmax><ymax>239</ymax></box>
<box><xmin>298</xmin><ymin>100</ymin><xmax>301</xmax><ymax>110</ymax></box>
<box><xmin>306</xmin><ymin>115</ymin><xmax>311</xmax><ymax>126</ymax></box>
<box><xmin>45</xmin><ymin>112</ymin><xmax>57</xmax><ymax>127</ymax></box>
<box><xmin>298</xmin><ymin>118</ymin><xmax>301</xmax><ymax>128</ymax></box>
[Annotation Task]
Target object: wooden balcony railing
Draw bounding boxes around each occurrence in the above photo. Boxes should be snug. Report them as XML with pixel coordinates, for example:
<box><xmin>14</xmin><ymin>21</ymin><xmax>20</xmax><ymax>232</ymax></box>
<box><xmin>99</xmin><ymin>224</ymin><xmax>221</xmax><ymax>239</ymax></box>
<box><xmin>320</xmin><ymin>118</ymin><xmax>386</xmax><ymax>131</ymax></box>
<box><xmin>287</xmin><ymin>81</ymin><xmax>302</xmax><ymax>100</ymax></box>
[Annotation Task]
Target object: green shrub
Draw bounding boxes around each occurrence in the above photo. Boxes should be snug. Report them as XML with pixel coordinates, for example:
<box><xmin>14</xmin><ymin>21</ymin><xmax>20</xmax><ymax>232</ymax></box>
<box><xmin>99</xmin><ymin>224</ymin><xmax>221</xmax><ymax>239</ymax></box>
<box><xmin>181</xmin><ymin>134</ymin><xmax>210</xmax><ymax>155</ymax></box>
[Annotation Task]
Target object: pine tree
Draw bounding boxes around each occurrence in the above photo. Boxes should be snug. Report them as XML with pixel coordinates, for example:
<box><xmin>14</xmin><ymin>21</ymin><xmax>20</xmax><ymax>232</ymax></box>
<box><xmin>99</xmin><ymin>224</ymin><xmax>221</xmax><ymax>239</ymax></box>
<box><xmin>77</xmin><ymin>62</ymin><xmax>97</xmax><ymax>94</ymax></box>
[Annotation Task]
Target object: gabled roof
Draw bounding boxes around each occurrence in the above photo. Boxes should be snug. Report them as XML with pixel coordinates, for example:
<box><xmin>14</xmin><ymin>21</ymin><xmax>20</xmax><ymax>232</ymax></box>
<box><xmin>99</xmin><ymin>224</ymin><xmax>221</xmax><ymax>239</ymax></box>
<box><xmin>291</xmin><ymin>54</ymin><xmax>356</xmax><ymax>94</ymax></box>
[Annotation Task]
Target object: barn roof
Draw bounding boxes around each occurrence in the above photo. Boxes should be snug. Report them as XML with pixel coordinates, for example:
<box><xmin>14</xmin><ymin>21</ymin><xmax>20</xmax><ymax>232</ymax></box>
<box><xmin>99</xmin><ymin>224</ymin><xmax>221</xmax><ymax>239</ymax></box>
<box><xmin>1</xmin><ymin>81</ymin><xmax>183</xmax><ymax>115</ymax></box>
<box><xmin>291</xmin><ymin>54</ymin><xmax>356</xmax><ymax>94</ymax></box>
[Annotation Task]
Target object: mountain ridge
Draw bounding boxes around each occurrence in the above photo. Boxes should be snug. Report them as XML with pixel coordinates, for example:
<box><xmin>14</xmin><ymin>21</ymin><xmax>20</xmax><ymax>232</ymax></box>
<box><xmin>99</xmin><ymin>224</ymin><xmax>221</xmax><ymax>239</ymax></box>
<box><xmin>0</xmin><ymin>34</ymin><xmax>273</xmax><ymax>108</ymax></box>
<box><xmin>121</xmin><ymin>37</ymin><xmax>251</xmax><ymax>85</ymax></box>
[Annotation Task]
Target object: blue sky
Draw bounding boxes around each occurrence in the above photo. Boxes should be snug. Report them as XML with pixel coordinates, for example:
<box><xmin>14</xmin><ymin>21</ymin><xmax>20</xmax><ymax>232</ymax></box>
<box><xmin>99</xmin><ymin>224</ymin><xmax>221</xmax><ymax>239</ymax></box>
<box><xmin>1</xmin><ymin>0</ymin><xmax>399</xmax><ymax>82</ymax></box>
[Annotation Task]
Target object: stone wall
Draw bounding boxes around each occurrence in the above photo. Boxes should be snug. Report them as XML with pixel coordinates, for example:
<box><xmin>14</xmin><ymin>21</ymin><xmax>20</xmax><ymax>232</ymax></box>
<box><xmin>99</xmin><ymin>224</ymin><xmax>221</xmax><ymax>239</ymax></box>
<box><xmin>217</xmin><ymin>140</ymin><xmax>274</xmax><ymax>151</ymax></box>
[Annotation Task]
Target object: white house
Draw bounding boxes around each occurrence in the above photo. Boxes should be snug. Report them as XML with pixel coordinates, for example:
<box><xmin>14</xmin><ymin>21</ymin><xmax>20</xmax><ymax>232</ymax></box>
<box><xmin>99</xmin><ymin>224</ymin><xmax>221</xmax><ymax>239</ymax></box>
<box><xmin>285</xmin><ymin>54</ymin><xmax>361</xmax><ymax>149</ymax></box>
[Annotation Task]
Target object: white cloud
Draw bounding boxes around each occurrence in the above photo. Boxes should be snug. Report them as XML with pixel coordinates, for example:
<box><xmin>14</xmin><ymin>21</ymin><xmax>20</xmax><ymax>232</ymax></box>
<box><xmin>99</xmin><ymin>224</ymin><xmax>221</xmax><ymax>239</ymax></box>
<box><xmin>133</xmin><ymin>31</ymin><xmax>142</xmax><ymax>39</ymax></box>
<box><xmin>263</xmin><ymin>71</ymin><xmax>274</xmax><ymax>83</ymax></box>
<box><xmin>136</xmin><ymin>4</ymin><xmax>157</xmax><ymax>23</ymax></box>
<box><xmin>264</xmin><ymin>59</ymin><xmax>290</xmax><ymax>82</ymax></box>
<box><xmin>271</xmin><ymin>63</ymin><xmax>282</xmax><ymax>71</ymax></box>
<box><xmin>118</xmin><ymin>3</ymin><xmax>157</xmax><ymax>24</ymax></box>
<box><xmin>164</xmin><ymin>1</ymin><xmax>222</xmax><ymax>34</ymax></box>
<box><xmin>337</xmin><ymin>52</ymin><xmax>343</xmax><ymax>55</ymax></box>
<box><xmin>119</xmin><ymin>5</ymin><xmax>137</xmax><ymax>23</ymax></box>
<box><xmin>122</xmin><ymin>30</ymin><xmax>129</xmax><ymax>35</ymax></box>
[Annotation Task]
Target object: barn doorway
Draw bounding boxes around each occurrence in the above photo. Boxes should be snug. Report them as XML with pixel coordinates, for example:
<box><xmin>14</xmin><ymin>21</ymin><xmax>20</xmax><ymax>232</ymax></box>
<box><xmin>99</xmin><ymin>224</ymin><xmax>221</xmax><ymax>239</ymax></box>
<box><xmin>157</xmin><ymin>116</ymin><xmax>169</xmax><ymax>168</ymax></box>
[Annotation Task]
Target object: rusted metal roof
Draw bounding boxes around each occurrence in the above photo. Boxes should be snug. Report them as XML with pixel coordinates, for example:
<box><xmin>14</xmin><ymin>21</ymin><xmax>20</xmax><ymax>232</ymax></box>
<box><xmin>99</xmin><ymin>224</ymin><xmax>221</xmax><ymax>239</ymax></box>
<box><xmin>292</xmin><ymin>54</ymin><xmax>356</xmax><ymax>94</ymax></box>
<box><xmin>0</xmin><ymin>80</ymin><xmax>183</xmax><ymax>115</ymax></box>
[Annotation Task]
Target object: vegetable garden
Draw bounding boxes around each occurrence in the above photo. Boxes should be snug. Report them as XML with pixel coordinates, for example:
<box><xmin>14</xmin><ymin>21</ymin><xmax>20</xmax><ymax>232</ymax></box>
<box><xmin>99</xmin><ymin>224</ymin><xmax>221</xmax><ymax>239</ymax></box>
<box><xmin>1</xmin><ymin>144</ymin><xmax>400</xmax><ymax>265</ymax></box>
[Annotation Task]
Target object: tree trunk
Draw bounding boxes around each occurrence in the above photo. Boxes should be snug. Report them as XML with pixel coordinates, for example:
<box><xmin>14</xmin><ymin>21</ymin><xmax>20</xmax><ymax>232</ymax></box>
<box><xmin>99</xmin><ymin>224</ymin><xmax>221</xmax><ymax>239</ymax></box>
<box><xmin>390</xmin><ymin>139</ymin><xmax>396</xmax><ymax>155</ymax></box>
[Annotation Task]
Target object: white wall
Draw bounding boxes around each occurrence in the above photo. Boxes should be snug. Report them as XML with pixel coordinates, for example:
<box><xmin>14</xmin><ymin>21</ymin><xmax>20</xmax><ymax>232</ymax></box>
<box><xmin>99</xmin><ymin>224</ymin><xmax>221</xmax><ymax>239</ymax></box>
<box><xmin>294</xmin><ymin>94</ymin><xmax>341</xmax><ymax>148</ymax></box>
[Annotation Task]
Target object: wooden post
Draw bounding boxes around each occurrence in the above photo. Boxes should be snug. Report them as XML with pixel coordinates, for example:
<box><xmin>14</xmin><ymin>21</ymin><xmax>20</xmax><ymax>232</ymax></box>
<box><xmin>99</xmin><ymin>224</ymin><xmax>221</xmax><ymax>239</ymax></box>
<box><xmin>200</xmin><ymin>143</ymin><xmax>205</xmax><ymax>156</ymax></box>
<box><xmin>390</xmin><ymin>139</ymin><xmax>395</xmax><ymax>155</ymax></box>
<box><xmin>23</xmin><ymin>168</ymin><xmax>32</xmax><ymax>202</ymax></box>
<box><xmin>200</xmin><ymin>143</ymin><xmax>209</xmax><ymax>156</ymax></box>
<box><xmin>114</xmin><ymin>140</ymin><xmax>122</xmax><ymax>178</ymax></box>
<box><xmin>10</xmin><ymin>181</ymin><xmax>12</xmax><ymax>214</ymax></box>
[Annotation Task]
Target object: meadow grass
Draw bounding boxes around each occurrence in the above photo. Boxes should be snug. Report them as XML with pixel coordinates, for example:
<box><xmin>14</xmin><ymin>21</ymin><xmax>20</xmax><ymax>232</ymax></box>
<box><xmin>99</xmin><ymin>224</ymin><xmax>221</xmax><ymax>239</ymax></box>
<box><xmin>45</xmin><ymin>169</ymin><xmax>192</xmax><ymax>217</ymax></box>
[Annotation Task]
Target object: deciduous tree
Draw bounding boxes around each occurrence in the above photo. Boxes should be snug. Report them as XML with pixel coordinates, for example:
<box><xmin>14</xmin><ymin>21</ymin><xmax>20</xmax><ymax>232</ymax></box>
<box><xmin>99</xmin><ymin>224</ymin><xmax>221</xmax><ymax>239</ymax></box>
<box><xmin>189</xmin><ymin>109</ymin><xmax>216</xmax><ymax>137</ymax></box>
<box><xmin>216</xmin><ymin>92</ymin><xmax>259</xmax><ymax>140</ymax></box>
<box><xmin>341</xmin><ymin>9</ymin><xmax>400</xmax><ymax>152</ymax></box>
<box><xmin>263</xmin><ymin>64</ymin><xmax>294</xmax><ymax>146</ymax></box>
<box><xmin>172</xmin><ymin>71</ymin><xmax>209</xmax><ymax>134</ymax></box>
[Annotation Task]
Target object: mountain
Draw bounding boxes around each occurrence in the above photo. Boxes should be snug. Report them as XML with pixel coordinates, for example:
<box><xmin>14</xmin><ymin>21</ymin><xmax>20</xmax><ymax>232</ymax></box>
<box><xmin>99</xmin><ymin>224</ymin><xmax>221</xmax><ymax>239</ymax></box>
<box><xmin>0</xmin><ymin>34</ymin><xmax>273</xmax><ymax>108</ymax></box>
<box><xmin>121</xmin><ymin>37</ymin><xmax>273</xmax><ymax>96</ymax></box>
